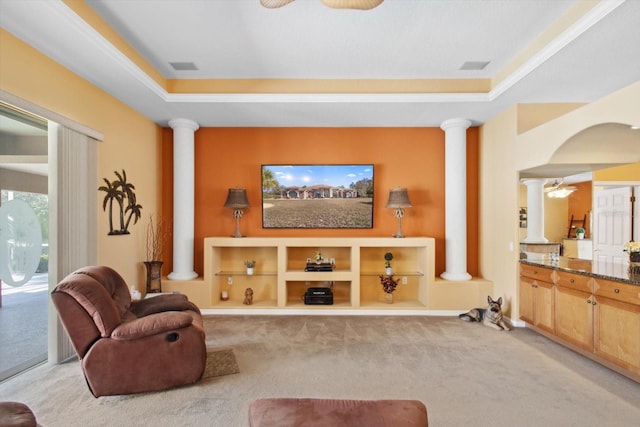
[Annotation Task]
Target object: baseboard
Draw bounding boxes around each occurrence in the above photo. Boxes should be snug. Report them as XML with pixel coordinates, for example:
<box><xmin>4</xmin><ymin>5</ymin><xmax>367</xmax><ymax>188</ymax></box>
<box><xmin>200</xmin><ymin>308</ymin><xmax>464</xmax><ymax>316</ymax></box>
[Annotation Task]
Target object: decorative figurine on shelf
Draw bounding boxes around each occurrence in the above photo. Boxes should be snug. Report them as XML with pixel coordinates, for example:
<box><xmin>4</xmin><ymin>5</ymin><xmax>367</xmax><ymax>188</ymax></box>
<box><xmin>243</xmin><ymin>288</ymin><xmax>254</xmax><ymax>305</ymax></box>
<box><xmin>384</xmin><ymin>252</ymin><xmax>393</xmax><ymax>275</ymax></box>
<box><xmin>315</xmin><ymin>251</ymin><xmax>323</xmax><ymax>263</ymax></box>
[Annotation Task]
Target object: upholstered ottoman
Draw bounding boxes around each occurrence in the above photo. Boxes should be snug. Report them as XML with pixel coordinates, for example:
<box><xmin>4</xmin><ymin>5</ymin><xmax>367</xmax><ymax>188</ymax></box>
<box><xmin>249</xmin><ymin>398</ymin><xmax>428</xmax><ymax>427</ymax></box>
<box><xmin>0</xmin><ymin>402</ymin><xmax>37</xmax><ymax>427</ymax></box>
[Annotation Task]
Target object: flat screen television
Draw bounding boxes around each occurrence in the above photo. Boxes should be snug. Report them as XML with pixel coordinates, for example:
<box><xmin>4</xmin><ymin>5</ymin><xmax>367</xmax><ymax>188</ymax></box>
<box><xmin>261</xmin><ymin>164</ymin><xmax>374</xmax><ymax>229</ymax></box>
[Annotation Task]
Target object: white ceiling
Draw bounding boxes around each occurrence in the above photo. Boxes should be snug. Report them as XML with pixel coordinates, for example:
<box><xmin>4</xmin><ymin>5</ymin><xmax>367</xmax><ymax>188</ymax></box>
<box><xmin>1</xmin><ymin>0</ymin><xmax>639</xmax><ymax>129</ymax></box>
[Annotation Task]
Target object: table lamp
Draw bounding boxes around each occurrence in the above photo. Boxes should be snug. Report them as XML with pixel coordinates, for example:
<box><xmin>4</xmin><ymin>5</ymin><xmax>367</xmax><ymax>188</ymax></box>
<box><xmin>224</xmin><ymin>188</ymin><xmax>250</xmax><ymax>238</ymax></box>
<box><xmin>386</xmin><ymin>187</ymin><xmax>412</xmax><ymax>238</ymax></box>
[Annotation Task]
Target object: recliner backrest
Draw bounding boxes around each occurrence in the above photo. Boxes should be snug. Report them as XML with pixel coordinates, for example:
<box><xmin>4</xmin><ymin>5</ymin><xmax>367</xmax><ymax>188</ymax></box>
<box><xmin>74</xmin><ymin>265</ymin><xmax>132</xmax><ymax>319</ymax></box>
<box><xmin>52</xmin><ymin>267</ymin><xmax>132</xmax><ymax>359</ymax></box>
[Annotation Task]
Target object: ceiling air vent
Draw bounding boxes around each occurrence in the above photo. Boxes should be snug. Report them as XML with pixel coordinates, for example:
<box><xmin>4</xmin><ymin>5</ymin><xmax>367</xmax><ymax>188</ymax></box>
<box><xmin>169</xmin><ymin>62</ymin><xmax>198</xmax><ymax>71</ymax></box>
<box><xmin>459</xmin><ymin>61</ymin><xmax>490</xmax><ymax>71</ymax></box>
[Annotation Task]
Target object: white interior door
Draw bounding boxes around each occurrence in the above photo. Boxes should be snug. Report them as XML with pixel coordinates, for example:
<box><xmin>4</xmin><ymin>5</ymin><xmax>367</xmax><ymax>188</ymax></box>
<box><xmin>592</xmin><ymin>186</ymin><xmax>632</xmax><ymax>276</ymax></box>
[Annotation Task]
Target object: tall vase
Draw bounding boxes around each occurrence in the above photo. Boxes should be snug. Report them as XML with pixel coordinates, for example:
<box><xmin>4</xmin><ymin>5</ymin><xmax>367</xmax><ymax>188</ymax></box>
<box><xmin>144</xmin><ymin>261</ymin><xmax>163</xmax><ymax>293</ymax></box>
<box><xmin>385</xmin><ymin>292</ymin><xmax>393</xmax><ymax>304</ymax></box>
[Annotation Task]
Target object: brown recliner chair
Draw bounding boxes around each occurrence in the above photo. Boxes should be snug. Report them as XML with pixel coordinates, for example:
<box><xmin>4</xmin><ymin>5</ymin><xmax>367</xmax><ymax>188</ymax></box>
<box><xmin>51</xmin><ymin>266</ymin><xmax>206</xmax><ymax>397</ymax></box>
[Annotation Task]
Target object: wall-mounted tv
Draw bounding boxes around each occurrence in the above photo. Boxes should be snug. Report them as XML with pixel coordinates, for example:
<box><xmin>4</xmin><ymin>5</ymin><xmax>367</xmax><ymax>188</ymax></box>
<box><xmin>261</xmin><ymin>164</ymin><xmax>374</xmax><ymax>229</ymax></box>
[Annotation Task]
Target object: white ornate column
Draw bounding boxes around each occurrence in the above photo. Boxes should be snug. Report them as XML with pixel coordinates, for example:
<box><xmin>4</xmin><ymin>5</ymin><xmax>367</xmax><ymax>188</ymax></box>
<box><xmin>168</xmin><ymin>119</ymin><xmax>199</xmax><ymax>280</ymax></box>
<box><xmin>522</xmin><ymin>179</ymin><xmax>548</xmax><ymax>243</ymax></box>
<box><xmin>440</xmin><ymin>118</ymin><xmax>472</xmax><ymax>281</ymax></box>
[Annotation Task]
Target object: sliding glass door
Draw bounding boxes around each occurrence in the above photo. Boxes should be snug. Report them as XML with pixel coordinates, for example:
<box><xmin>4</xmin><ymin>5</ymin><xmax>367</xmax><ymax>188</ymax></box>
<box><xmin>0</xmin><ymin>107</ymin><xmax>49</xmax><ymax>381</ymax></box>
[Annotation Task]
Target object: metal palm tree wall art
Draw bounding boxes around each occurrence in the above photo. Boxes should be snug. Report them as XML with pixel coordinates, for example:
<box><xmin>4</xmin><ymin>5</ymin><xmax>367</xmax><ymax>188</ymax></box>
<box><xmin>99</xmin><ymin>169</ymin><xmax>143</xmax><ymax>235</ymax></box>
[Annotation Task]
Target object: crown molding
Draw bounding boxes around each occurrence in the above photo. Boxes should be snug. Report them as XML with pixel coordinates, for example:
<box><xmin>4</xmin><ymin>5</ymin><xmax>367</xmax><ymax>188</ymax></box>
<box><xmin>490</xmin><ymin>0</ymin><xmax>626</xmax><ymax>101</ymax></box>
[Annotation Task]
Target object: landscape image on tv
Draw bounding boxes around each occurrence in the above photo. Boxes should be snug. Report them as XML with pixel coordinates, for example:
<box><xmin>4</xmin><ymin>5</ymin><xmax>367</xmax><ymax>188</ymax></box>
<box><xmin>261</xmin><ymin>164</ymin><xmax>374</xmax><ymax>229</ymax></box>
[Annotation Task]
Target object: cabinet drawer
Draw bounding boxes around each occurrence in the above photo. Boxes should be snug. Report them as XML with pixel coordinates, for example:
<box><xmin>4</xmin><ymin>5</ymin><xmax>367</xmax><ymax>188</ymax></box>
<box><xmin>594</xmin><ymin>279</ymin><xmax>640</xmax><ymax>306</ymax></box>
<box><xmin>555</xmin><ymin>271</ymin><xmax>593</xmax><ymax>293</ymax></box>
<box><xmin>520</xmin><ymin>264</ymin><xmax>553</xmax><ymax>282</ymax></box>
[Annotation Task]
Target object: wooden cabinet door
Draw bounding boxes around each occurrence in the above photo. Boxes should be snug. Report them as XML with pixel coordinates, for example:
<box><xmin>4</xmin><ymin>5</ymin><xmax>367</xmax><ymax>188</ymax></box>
<box><xmin>534</xmin><ymin>279</ymin><xmax>555</xmax><ymax>334</ymax></box>
<box><xmin>555</xmin><ymin>286</ymin><xmax>593</xmax><ymax>351</ymax></box>
<box><xmin>594</xmin><ymin>295</ymin><xmax>640</xmax><ymax>374</ymax></box>
<box><xmin>519</xmin><ymin>275</ymin><xmax>554</xmax><ymax>334</ymax></box>
<box><xmin>519</xmin><ymin>277</ymin><xmax>534</xmax><ymax>324</ymax></box>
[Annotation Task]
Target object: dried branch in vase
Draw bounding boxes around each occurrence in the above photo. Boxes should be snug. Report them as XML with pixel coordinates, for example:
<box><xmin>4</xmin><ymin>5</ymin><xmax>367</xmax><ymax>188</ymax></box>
<box><xmin>146</xmin><ymin>214</ymin><xmax>167</xmax><ymax>261</ymax></box>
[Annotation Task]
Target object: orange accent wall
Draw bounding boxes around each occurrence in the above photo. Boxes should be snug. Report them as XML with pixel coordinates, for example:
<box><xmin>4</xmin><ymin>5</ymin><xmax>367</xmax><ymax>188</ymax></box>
<box><xmin>567</xmin><ymin>181</ymin><xmax>593</xmax><ymax>237</ymax></box>
<box><xmin>162</xmin><ymin>127</ymin><xmax>479</xmax><ymax>277</ymax></box>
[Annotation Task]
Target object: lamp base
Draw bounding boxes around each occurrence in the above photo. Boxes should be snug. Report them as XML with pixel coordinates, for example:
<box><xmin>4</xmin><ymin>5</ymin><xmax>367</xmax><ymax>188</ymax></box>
<box><xmin>393</xmin><ymin>211</ymin><xmax>406</xmax><ymax>238</ymax></box>
<box><xmin>231</xmin><ymin>209</ymin><xmax>246</xmax><ymax>238</ymax></box>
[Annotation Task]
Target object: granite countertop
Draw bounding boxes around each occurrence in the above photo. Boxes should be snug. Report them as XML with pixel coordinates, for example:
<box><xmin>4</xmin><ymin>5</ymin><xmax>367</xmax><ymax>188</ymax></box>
<box><xmin>520</xmin><ymin>256</ymin><xmax>640</xmax><ymax>286</ymax></box>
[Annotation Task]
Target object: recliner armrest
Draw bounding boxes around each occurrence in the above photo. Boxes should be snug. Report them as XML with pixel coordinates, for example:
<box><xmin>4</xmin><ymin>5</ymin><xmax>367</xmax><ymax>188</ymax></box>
<box><xmin>110</xmin><ymin>311</ymin><xmax>193</xmax><ymax>340</ymax></box>
<box><xmin>130</xmin><ymin>294</ymin><xmax>200</xmax><ymax>317</ymax></box>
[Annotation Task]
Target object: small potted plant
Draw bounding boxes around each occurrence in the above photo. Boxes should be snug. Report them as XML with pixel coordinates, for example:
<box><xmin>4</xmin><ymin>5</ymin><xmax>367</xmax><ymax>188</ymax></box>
<box><xmin>315</xmin><ymin>251</ymin><xmax>323</xmax><ymax>263</ymax></box>
<box><xmin>575</xmin><ymin>227</ymin><xmax>585</xmax><ymax>239</ymax></box>
<box><xmin>379</xmin><ymin>274</ymin><xmax>398</xmax><ymax>304</ymax></box>
<box><xmin>245</xmin><ymin>260</ymin><xmax>256</xmax><ymax>275</ymax></box>
<box><xmin>384</xmin><ymin>252</ymin><xmax>393</xmax><ymax>275</ymax></box>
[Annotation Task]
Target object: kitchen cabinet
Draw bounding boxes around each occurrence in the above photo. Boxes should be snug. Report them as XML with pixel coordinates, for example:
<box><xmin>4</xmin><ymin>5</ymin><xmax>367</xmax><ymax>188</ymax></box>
<box><xmin>519</xmin><ymin>264</ymin><xmax>555</xmax><ymax>334</ymax></box>
<box><xmin>520</xmin><ymin>259</ymin><xmax>640</xmax><ymax>382</ymax></box>
<box><xmin>554</xmin><ymin>271</ymin><xmax>594</xmax><ymax>352</ymax></box>
<box><xmin>594</xmin><ymin>278</ymin><xmax>640</xmax><ymax>375</ymax></box>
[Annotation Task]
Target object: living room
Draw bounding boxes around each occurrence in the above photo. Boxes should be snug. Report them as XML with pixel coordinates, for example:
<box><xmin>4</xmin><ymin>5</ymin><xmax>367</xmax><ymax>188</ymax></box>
<box><xmin>1</xmin><ymin>1</ymin><xmax>640</xmax><ymax>426</ymax></box>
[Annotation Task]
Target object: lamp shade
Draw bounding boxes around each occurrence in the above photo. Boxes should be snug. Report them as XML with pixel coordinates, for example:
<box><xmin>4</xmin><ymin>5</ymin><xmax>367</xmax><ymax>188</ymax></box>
<box><xmin>224</xmin><ymin>188</ymin><xmax>250</xmax><ymax>208</ymax></box>
<box><xmin>386</xmin><ymin>187</ymin><xmax>412</xmax><ymax>208</ymax></box>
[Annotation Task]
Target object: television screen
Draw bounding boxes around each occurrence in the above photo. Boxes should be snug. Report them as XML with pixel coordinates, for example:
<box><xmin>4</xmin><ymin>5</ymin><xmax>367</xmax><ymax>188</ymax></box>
<box><xmin>261</xmin><ymin>164</ymin><xmax>374</xmax><ymax>229</ymax></box>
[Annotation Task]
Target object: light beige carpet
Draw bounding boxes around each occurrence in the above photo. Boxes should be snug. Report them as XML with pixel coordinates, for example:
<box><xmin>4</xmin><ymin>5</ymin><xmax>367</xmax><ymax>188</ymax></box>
<box><xmin>2</xmin><ymin>316</ymin><xmax>639</xmax><ymax>427</ymax></box>
<box><xmin>202</xmin><ymin>348</ymin><xmax>239</xmax><ymax>379</ymax></box>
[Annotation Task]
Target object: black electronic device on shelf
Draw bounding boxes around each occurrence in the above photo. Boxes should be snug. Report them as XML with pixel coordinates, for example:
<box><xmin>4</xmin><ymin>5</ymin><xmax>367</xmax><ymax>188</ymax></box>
<box><xmin>304</xmin><ymin>287</ymin><xmax>333</xmax><ymax>305</ymax></box>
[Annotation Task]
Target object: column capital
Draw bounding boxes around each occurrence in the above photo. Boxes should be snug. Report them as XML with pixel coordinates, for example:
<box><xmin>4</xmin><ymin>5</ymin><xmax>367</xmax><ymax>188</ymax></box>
<box><xmin>440</xmin><ymin>118</ymin><xmax>471</xmax><ymax>131</ymax></box>
<box><xmin>168</xmin><ymin>118</ymin><xmax>199</xmax><ymax>132</ymax></box>
<box><xmin>521</xmin><ymin>178</ymin><xmax>548</xmax><ymax>186</ymax></box>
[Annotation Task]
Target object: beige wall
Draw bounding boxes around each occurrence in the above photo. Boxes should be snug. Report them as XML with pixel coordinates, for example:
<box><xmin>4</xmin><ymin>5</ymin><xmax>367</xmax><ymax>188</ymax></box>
<box><xmin>516</xmin><ymin>103</ymin><xmax>584</xmax><ymax>134</ymax></box>
<box><xmin>478</xmin><ymin>106</ymin><xmax>520</xmax><ymax>318</ymax></box>
<box><xmin>516</xmin><ymin>81</ymin><xmax>640</xmax><ymax>172</ymax></box>
<box><xmin>594</xmin><ymin>161</ymin><xmax>640</xmax><ymax>181</ymax></box>
<box><xmin>544</xmin><ymin>196</ymin><xmax>569</xmax><ymax>244</ymax></box>
<box><xmin>0</xmin><ymin>29</ymin><xmax>162</xmax><ymax>287</ymax></box>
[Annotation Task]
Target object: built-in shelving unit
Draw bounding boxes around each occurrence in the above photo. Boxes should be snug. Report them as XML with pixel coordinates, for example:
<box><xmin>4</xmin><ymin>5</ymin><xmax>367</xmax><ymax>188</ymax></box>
<box><xmin>203</xmin><ymin>237</ymin><xmax>435</xmax><ymax>311</ymax></box>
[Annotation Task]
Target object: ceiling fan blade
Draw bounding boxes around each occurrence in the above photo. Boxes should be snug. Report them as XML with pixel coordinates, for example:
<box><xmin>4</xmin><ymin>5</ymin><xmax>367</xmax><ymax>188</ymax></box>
<box><xmin>260</xmin><ymin>0</ymin><xmax>296</xmax><ymax>8</ymax></box>
<box><xmin>322</xmin><ymin>0</ymin><xmax>384</xmax><ymax>9</ymax></box>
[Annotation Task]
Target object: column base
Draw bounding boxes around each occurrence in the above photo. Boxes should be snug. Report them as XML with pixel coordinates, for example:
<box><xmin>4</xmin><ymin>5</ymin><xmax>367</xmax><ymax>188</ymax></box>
<box><xmin>168</xmin><ymin>271</ymin><xmax>198</xmax><ymax>281</ymax></box>
<box><xmin>440</xmin><ymin>271</ymin><xmax>472</xmax><ymax>281</ymax></box>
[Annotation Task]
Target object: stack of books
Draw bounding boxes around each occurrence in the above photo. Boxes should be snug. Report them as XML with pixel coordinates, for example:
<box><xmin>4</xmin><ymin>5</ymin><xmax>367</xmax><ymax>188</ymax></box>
<box><xmin>304</xmin><ymin>262</ymin><xmax>334</xmax><ymax>272</ymax></box>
